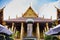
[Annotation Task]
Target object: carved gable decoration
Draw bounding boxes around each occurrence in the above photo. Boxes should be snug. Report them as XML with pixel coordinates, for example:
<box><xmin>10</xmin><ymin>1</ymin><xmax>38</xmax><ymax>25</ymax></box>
<box><xmin>22</xmin><ymin>6</ymin><xmax>38</xmax><ymax>17</ymax></box>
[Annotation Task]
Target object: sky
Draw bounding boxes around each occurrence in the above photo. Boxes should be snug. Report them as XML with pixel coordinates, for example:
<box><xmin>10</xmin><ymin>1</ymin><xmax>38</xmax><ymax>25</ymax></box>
<box><xmin>0</xmin><ymin>0</ymin><xmax>60</xmax><ymax>20</ymax></box>
<box><xmin>0</xmin><ymin>0</ymin><xmax>12</xmax><ymax>9</ymax></box>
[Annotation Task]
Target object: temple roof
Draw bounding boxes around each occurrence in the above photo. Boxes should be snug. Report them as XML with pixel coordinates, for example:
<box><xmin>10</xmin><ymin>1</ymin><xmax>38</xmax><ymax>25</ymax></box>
<box><xmin>0</xmin><ymin>7</ymin><xmax>4</xmax><ymax>12</ymax></box>
<box><xmin>4</xmin><ymin>17</ymin><xmax>52</xmax><ymax>22</ymax></box>
<box><xmin>4</xmin><ymin>6</ymin><xmax>52</xmax><ymax>22</ymax></box>
<box><xmin>55</xmin><ymin>6</ymin><xmax>60</xmax><ymax>13</ymax></box>
<box><xmin>22</xmin><ymin>6</ymin><xmax>38</xmax><ymax>17</ymax></box>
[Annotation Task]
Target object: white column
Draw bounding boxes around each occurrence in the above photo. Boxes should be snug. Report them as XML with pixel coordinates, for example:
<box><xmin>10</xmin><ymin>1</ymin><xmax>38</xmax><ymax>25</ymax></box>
<box><xmin>14</xmin><ymin>26</ymin><xmax>16</xmax><ymax>34</ymax></box>
<box><xmin>37</xmin><ymin>23</ymin><xmax>40</xmax><ymax>40</ymax></box>
<box><xmin>12</xmin><ymin>23</ymin><xmax>14</xmax><ymax>31</ymax></box>
<box><xmin>44</xmin><ymin>27</ymin><xmax>47</xmax><ymax>32</ymax></box>
<box><xmin>46</xmin><ymin>23</ymin><xmax>49</xmax><ymax>31</ymax></box>
<box><xmin>43</xmin><ymin>30</ymin><xmax>45</xmax><ymax>38</ymax></box>
<box><xmin>20</xmin><ymin>23</ymin><xmax>24</xmax><ymax>40</ymax></box>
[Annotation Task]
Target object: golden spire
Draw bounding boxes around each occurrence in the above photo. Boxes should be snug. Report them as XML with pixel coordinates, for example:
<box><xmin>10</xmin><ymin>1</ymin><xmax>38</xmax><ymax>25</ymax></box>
<box><xmin>8</xmin><ymin>16</ymin><xmax>10</xmax><ymax>20</ymax></box>
<box><xmin>16</xmin><ymin>14</ymin><xmax>18</xmax><ymax>18</ymax></box>
<box><xmin>50</xmin><ymin>16</ymin><xmax>52</xmax><ymax>20</ymax></box>
<box><xmin>30</xmin><ymin>1</ymin><xmax>32</xmax><ymax>7</ymax></box>
<box><xmin>43</xmin><ymin>15</ymin><xmax>44</xmax><ymax>19</ymax></box>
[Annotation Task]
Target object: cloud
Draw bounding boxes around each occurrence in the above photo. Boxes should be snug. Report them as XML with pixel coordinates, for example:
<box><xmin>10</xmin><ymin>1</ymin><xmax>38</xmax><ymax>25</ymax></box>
<box><xmin>4</xmin><ymin>0</ymin><xmax>31</xmax><ymax>20</ymax></box>
<box><xmin>39</xmin><ymin>3</ymin><xmax>57</xmax><ymax>20</ymax></box>
<box><xmin>0</xmin><ymin>0</ymin><xmax>12</xmax><ymax>9</ymax></box>
<box><xmin>4</xmin><ymin>0</ymin><xmax>59</xmax><ymax>20</ymax></box>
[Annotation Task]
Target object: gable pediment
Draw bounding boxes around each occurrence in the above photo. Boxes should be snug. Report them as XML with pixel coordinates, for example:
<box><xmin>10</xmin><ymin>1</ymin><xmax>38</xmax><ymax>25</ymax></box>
<box><xmin>22</xmin><ymin>6</ymin><xmax>38</xmax><ymax>18</ymax></box>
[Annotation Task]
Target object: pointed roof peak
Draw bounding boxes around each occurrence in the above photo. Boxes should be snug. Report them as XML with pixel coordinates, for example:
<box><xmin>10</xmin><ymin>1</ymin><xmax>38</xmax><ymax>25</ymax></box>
<box><xmin>29</xmin><ymin>6</ymin><xmax>32</xmax><ymax>9</ymax></box>
<box><xmin>22</xmin><ymin>5</ymin><xmax>38</xmax><ymax>17</ymax></box>
<box><xmin>27</xmin><ymin>6</ymin><xmax>34</xmax><ymax>11</ymax></box>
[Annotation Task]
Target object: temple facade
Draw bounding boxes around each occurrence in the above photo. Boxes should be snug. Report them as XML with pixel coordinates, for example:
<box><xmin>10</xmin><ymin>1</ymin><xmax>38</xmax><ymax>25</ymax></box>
<box><xmin>0</xmin><ymin>6</ymin><xmax>60</xmax><ymax>40</ymax></box>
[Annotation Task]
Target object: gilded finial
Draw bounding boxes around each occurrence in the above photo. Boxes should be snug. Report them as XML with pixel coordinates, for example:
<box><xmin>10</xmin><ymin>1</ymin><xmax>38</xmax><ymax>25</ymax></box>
<box><xmin>43</xmin><ymin>15</ymin><xmax>44</xmax><ymax>19</ymax></box>
<box><xmin>30</xmin><ymin>1</ymin><xmax>32</xmax><ymax>7</ymax></box>
<box><xmin>16</xmin><ymin>14</ymin><xmax>18</xmax><ymax>18</ymax></box>
<box><xmin>8</xmin><ymin>16</ymin><xmax>10</xmax><ymax>20</ymax></box>
<box><xmin>50</xmin><ymin>16</ymin><xmax>52</xmax><ymax>20</ymax></box>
